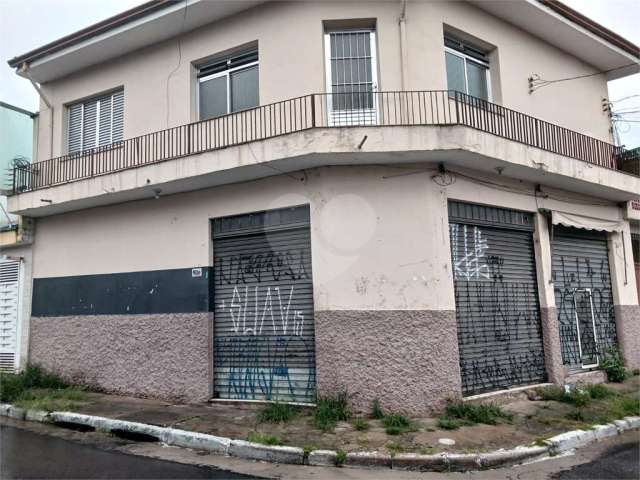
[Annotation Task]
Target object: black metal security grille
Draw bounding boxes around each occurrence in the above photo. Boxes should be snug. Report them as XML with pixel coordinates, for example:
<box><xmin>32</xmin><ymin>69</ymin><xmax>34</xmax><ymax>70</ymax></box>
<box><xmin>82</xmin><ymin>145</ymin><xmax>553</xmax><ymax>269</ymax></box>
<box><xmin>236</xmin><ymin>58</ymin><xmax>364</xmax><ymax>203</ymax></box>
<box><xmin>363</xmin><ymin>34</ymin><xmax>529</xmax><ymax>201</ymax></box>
<box><xmin>552</xmin><ymin>227</ymin><xmax>618</xmax><ymax>369</ymax></box>
<box><xmin>12</xmin><ymin>91</ymin><xmax>638</xmax><ymax>193</ymax></box>
<box><xmin>449</xmin><ymin>202</ymin><xmax>546</xmax><ymax>395</ymax></box>
<box><xmin>212</xmin><ymin>205</ymin><xmax>315</xmax><ymax>403</ymax></box>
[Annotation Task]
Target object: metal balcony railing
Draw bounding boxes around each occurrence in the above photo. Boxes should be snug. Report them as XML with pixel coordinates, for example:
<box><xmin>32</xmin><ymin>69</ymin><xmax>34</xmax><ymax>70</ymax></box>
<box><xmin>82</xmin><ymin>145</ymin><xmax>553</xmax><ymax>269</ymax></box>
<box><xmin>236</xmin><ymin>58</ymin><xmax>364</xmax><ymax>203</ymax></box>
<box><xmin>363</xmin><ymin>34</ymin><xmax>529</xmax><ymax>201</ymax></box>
<box><xmin>12</xmin><ymin>91</ymin><xmax>639</xmax><ymax>193</ymax></box>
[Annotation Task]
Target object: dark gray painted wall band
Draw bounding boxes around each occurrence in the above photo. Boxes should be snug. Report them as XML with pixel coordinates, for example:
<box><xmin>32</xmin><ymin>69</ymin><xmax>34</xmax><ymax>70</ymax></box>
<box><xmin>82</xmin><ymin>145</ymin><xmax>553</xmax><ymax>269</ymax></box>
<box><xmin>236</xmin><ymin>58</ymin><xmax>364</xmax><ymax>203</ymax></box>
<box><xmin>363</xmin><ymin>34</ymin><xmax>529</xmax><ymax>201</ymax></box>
<box><xmin>32</xmin><ymin>268</ymin><xmax>211</xmax><ymax>316</ymax></box>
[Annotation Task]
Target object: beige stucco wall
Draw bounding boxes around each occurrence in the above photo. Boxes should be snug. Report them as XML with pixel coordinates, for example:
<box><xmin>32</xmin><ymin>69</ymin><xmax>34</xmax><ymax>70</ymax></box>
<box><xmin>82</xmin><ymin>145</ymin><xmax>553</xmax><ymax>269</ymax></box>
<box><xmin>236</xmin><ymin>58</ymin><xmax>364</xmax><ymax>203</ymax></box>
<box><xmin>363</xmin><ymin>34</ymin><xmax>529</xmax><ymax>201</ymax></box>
<box><xmin>31</xmin><ymin>164</ymin><xmax>633</xmax><ymax>313</ymax></box>
<box><xmin>35</xmin><ymin>0</ymin><xmax>613</xmax><ymax>161</ymax></box>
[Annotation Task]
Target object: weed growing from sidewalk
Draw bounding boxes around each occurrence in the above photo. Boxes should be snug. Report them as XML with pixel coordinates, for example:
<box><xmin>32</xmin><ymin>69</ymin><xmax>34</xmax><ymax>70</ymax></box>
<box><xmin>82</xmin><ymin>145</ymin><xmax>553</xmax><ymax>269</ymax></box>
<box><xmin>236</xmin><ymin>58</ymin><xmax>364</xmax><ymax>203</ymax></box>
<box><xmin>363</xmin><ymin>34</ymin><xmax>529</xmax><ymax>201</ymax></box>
<box><xmin>371</xmin><ymin>398</ymin><xmax>385</xmax><ymax>419</ymax></box>
<box><xmin>0</xmin><ymin>365</ymin><xmax>69</xmax><ymax>403</ymax></box>
<box><xmin>257</xmin><ymin>402</ymin><xmax>300</xmax><ymax>423</ymax></box>
<box><xmin>600</xmin><ymin>347</ymin><xmax>627</xmax><ymax>383</ymax></box>
<box><xmin>382</xmin><ymin>413</ymin><xmax>415</xmax><ymax>435</ymax></box>
<box><xmin>314</xmin><ymin>391</ymin><xmax>351</xmax><ymax>431</ymax></box>
<box><xmin>1</xmin><ymin>365</ymin><xmax>87</xmax><ymax>411</ymax></box>
<box><xmin>335</xmin><ymin>449</ymin><xmax>347</xmax><ymax>466</ymax></box>
<box><xmin>352</xmin><ymin>417</ymin><xmax>369</xmax><ymax>431</ymax></box>
<box><xmin>386</xmin><ymin>441</ymin><xmax>405</xmax><ymax>456</ymax></box>
<box><xmin>437</xmin><ymin>402</ymin><xmax>512</xmax><ymax>430</ymax></box>
<box><xmin>247</xmin><ymin>431</ymin><xmax>282</xmax><ymax>446</ymax></box>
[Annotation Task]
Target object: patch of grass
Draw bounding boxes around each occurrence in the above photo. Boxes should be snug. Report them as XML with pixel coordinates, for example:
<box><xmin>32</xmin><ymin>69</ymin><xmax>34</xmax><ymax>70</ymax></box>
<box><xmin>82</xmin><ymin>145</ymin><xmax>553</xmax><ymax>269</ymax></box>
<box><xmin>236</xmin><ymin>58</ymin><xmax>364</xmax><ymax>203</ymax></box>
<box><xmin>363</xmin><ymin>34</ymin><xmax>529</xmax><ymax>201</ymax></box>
<box><xmin>313</xmin><ymin>391</ymin><xmax>351</xmax><ymax>431</ymax></box>
<box><xmin>247</xmin><ymin>431</ymin><xmax>281</xmax><ymax>446</ymax></box>
<box><xmin>0</xmin><ymin>365</ymin><xmax>69</xmax><ymax>403</ymax></box>
<box><xmin>371</xmin><ymin>398</ymin><xmax>385</xmax><ymax>420</ymax></box>
<box><xmin>386</xmin><ymin>441</ymin><xmax>404</xmax><ymax>456</ymax></box>
<box><xmin>13</xmin><ymin>387</ymin><xmax>88</xmax><ymax>412</ymax></box>
<box><xmin>584</xmin><ymin>384</ymin><xmax>616</xmax><ymax>400</ymax></box>
<box><xmin>536</xmin><ymin>385</ymin><xmax>567</xmax><ymax>402</ymax></box>
<box><xmin>352</xmin><ymin>417</ymin><xmax>369</xmax><ymax>431</ymax></box>
<box><xmin>536</xmin><ymin>385</ymin><xmax>590</xmax><ymax>407</ymax></box>
<box><xmin>335</xmin><ymin>449</ymin><xmax>347</xmax><ymax>466</ymax></box>
<box><xmin>441</xmin><ymin>401</ymin><xmax>513</xmax><ymax>427</ymax></box>
<box><xmin>605</xmin><ymin>394</ymin><xmax>640</xmax><ymax>419</ymax></box>
<box><xmin>565</xmin><ymin>409</ymin><xmax>585</xmax><ymax>422</ymax></box>
<box><xmin>631</xmin><ymin>369</ymin><xmax>640</xmax><ymax>377</ymax></box>
<box><xmin>257</xmin><ymin>402</ymin><xmax>299</xmax><ymax>423</ymax></box>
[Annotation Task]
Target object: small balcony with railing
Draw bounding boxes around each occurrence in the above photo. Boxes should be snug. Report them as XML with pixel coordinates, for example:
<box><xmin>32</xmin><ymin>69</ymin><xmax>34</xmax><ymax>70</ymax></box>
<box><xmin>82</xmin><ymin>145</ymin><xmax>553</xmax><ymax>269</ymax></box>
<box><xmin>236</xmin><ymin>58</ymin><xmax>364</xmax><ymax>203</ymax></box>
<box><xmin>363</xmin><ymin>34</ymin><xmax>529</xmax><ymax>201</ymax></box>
<box><xmin>9</xmin><ymin>91</ymin><xmax>640</xmax><ymax>216</ymax></box>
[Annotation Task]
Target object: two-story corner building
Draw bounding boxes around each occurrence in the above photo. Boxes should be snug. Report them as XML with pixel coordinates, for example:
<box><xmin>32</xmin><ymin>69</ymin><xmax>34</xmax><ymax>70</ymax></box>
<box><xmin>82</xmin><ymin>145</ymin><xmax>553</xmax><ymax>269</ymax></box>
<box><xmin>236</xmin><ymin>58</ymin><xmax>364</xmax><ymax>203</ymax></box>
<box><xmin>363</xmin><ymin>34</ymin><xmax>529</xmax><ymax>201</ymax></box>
<box><xmin>6</xmin><ymin>0</ymin><xmax>639</xmax><ymax>413</ymax></box>
<box><xmin>0</xmin><ymin>101</ymin><xmax>37</xmax><ymax>373</ymax></box>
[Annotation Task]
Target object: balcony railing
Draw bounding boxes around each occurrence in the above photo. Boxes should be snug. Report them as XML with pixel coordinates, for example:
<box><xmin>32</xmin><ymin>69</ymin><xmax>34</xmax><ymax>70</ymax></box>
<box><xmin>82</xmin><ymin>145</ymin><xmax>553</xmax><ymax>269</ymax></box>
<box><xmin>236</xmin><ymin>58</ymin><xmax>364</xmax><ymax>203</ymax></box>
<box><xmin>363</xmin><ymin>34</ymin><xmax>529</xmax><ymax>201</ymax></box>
<box><xmin>12</xmin><ymin>91</ymin><xmax>639</xmax><ymax>193</ymax></box>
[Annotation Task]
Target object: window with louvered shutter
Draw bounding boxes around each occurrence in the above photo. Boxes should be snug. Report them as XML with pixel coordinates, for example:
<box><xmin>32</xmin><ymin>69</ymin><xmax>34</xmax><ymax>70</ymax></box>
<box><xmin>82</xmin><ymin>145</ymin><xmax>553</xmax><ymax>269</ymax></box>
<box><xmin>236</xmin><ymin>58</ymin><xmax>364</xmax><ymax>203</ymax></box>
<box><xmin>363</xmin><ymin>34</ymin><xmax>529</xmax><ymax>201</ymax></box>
<box><xmin>67</xmin><ymin>89</ymin><xmax>124</xmax><ymax>153</ymax></box>
<box><xmin>68</xmin><ymin>104</ymin><xmax>83</xmax><ymax>154</ymax></box>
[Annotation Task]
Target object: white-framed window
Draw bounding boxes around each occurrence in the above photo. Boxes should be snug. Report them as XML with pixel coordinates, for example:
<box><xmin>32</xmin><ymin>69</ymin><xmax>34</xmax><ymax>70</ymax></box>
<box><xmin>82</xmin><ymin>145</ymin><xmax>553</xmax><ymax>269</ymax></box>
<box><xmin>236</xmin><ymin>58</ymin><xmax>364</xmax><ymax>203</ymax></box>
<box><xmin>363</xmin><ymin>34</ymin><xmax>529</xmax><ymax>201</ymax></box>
<box><xmin>444</xmin><ymin>34</ymin><xmax>491</xmax><ymax>101</ymax></box>
<box><xmin>197</xmin><ymin>49</ymin><xmax>259</xmax><ymax>121</ymax></box>
<box><xmin>67</xmin><ymin>89</ymin><xmax>124</xmax><ymax>154</ymax></box>
<box><xmin>324</xmin><ymin>29</ymin><xmax>378</xmax><ymax>124</ymax></box>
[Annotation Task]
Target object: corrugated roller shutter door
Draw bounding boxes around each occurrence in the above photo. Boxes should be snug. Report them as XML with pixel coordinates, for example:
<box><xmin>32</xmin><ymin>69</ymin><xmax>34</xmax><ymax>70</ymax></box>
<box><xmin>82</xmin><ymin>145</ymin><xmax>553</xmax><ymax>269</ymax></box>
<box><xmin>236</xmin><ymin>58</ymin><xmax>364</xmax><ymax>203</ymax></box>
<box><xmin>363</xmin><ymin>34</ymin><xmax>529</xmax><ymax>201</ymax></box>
<box><xmin>449</xmin><ymin>202</ymin><xmax>546</xmax><ymax>395</ymax></box>
<box><xmin>0</xmin><ymin>259</ymin><xmax>20</xmax><ymax>372</ymax></box>
<box><xmin>552</xmin><ymin>227</ymin><xmax>617</xmax><ymax>370</ymax></box>
<box><xmin>213</xmin><ymin>206</ymin><xmax>315</xmax><ymax>403</ymax></box>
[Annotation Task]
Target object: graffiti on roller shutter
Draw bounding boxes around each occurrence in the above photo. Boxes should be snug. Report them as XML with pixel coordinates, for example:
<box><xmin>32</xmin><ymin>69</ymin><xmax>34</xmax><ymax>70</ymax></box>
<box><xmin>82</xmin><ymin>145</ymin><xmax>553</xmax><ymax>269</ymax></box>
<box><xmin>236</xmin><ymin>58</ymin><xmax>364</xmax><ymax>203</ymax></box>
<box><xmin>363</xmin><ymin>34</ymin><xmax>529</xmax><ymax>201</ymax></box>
<box><xmin>554</xmin><ymin>255</ymin><xmax>617</xmax><ymax>366</ymax></box>
<box><xmin>450</xmin><ymin>223</ymin><xmax>546</xmax><ymax>393</ymax></box>
<box><xmin>214</xmin><ymin>249</ymin><xmax>315</xmax><ymax>401</ymax></box>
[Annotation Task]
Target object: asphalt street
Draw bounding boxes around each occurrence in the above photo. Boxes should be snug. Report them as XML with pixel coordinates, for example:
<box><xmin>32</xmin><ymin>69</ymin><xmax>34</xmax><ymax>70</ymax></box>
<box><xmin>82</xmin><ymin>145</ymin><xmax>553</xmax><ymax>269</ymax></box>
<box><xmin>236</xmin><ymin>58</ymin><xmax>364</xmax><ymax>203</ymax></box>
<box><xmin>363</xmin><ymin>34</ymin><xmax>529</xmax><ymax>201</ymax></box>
<box><xmin>552</xmin><ymin>437</ymin><xmax>639</xmax><ymax>479</ymax></box>
<box><xmin>0</xmin><ymin>424</ymin><xmax>260</xmax><ymax>479</ymax></box>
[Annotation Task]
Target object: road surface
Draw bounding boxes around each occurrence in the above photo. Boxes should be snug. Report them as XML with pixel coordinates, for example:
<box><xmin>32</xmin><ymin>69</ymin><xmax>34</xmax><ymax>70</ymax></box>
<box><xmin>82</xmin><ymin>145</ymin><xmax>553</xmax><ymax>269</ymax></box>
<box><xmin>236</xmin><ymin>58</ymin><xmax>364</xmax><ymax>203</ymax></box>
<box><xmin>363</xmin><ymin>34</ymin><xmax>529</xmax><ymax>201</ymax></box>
<box><xmin>0</xmin><ymin>424</ymin><xmax>259</xmax><ymax>479</ymax></box>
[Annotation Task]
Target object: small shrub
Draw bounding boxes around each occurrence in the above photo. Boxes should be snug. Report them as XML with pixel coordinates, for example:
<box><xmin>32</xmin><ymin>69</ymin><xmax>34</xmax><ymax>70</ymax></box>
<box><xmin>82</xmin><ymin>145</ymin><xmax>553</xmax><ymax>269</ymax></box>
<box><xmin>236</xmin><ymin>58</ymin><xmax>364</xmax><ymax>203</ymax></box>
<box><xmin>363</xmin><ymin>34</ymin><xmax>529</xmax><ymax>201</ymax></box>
<box><xmin>566</xmin><ymin>389</ymin><xmax>591</xmax><ymax>408</ymax></box>
<box><xmin>257</xmin><ymin>402</ymin><xmax>299</xmax><ymax>423</ymax></box>
<box><xmin>536</xmin><ymin>385</ymin><xmax>566</xmax><ymax>402</ymax></box>
<box><xmin>600</xmin><ymin>347</ymin><xmax>627</xmax><ymax>383</ymax></box>
<box><xmin>584</xmin><ymin>384</ymin><xmax>616</xmax><ymax>400</ymax></box>
<box><xmin>247</xmin><ymin>432</ymin><xmax>281</xmax><ymax>446</ymax></box>
<box><xmin>371</xmin><ymin>398</ymin><xmax>385</xmax><ymax>420</ymax></box>
<box><xmin>314</xmin><ymin>391</ymin><xmax>351</xmax><ymax>431</ymax></box>
<box><xmin>352</xmin><ymin>417</ymin><xmax>369</xmax><ymax>431</ymax></box>
<box><xmin>442</xmin><ymin>401</ymin><xmax>512</xmax><ymax>426</ymax></box>
<box><xmin>385</xmin><ymin>425</ymin><xmax>402</xmax><ymax>435</ymax></box>
<box><xmin>437</xmin><ymin>417</ymin><xmax>463</xmax><ymax>430</ymax></box>
<box><xmin>335</xmin><ymin>449</ymin><xmax>347</xmax><ymax>466</ymax></box>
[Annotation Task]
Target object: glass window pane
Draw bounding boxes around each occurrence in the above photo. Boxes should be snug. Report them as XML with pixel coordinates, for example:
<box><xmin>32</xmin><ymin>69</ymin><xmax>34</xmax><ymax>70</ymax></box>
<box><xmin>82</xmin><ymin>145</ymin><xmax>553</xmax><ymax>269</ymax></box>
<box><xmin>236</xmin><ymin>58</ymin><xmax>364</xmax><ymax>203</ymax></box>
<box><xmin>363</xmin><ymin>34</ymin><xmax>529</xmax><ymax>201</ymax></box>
<box><xmin>445</xmin><ymin>52</ymin><xmax>466</xmax><ymax>94</ymax></box>
<box><xmin>467</xmin><ymin>61</ymin><xmax>488</xmax><ymax>100</ymax></box>
<box><xmin>200</xmin><ymin>76</ymin><xmax>228</xmax><ymax>120</ymax></box>
<box><xmin>230</xmin><ymin>65</ymin><xmax>259</xmax><ymax>112</ymax></box>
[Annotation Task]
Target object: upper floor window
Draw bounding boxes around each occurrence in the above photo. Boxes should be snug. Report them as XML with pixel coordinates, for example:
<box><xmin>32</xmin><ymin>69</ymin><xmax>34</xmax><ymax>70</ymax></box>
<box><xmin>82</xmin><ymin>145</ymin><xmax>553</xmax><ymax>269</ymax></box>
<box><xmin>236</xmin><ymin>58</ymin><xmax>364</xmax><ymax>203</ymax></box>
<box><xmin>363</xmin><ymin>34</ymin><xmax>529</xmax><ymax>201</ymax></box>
<box><xmin>198</xmin><ymin>49</ymin><xmax>259</xmax><ymax>120</ymax></box>
<box><xmin>444</xmin><ymin>34</ymin><xmax>490</xmax><ymax>101</ymax></box>
<box><xmin>68</xmin><ymin>89</ymin><xmax>124</xmax><ymax>154</ymax></box>
<box><xmin>324</xmin><ymin>29</ymin><xmax>378</xmax><ymax>126</ymax></box>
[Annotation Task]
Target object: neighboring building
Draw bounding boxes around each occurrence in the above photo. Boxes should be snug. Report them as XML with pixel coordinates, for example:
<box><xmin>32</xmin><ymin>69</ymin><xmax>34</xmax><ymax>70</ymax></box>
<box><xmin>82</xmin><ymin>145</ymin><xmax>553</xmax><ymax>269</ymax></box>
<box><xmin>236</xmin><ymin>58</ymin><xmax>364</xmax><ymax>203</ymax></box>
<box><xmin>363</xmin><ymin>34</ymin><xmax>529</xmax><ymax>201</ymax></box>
<box><xmin>0</xmin><ymin>101</ymin><xmax>36</xmax><ymax>372</ymax></box>
<box><xmin>6</xmin><ymin>0</ymin><xmax>640</xmax><ymax>412</ymax></box>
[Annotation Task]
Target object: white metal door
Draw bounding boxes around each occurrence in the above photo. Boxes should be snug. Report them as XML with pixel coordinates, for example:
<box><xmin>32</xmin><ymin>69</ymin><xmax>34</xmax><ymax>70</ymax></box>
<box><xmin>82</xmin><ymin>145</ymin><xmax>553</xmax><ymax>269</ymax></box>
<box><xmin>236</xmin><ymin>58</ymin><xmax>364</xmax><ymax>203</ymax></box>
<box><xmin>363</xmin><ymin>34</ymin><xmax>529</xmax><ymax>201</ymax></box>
<box><xmin>324</xmin><ymin>30</ymin><xmax>378</xmax><ymax>126</ymax></box>
<box><xmin>0</xmin><ymin>259</ymin><xmax>21</xmax><ymax>372</ymax></box>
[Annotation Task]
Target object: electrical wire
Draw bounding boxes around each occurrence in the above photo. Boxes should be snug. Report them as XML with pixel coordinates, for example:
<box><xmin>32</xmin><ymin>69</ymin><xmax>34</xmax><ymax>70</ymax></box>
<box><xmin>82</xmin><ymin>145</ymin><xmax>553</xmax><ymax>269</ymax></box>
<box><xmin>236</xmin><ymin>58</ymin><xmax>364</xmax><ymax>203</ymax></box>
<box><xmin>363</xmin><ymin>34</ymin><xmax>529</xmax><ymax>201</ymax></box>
<box><xmin>528</xmin><ymin>62</ymin><xmax>638</xmax><ymax>93</ymax></box>
<box><xmin>165</xmin><ymin>0</ymin><xmax>189</xmax><ymax>128</ymax></box>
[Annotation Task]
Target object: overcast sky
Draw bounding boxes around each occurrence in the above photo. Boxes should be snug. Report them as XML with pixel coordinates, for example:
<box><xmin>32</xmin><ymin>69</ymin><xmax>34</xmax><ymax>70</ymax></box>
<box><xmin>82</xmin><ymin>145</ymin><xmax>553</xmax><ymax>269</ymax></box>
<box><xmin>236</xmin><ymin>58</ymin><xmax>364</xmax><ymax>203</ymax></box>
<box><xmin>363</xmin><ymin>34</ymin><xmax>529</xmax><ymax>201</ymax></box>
<box><xmin>1</xmin><ymin>0</ymin><xmax>638</xmax><ymax>146</ymax></box>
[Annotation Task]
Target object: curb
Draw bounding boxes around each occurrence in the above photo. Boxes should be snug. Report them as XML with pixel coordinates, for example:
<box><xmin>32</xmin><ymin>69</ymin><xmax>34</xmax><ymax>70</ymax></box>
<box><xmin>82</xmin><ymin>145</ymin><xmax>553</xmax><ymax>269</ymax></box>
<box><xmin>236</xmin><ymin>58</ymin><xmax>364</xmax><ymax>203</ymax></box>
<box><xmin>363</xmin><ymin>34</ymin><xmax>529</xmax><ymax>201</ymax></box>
<box><xmin>0</xmin><ymin>403</ymin><xmax>637</xmax><ymax>471</ymax></box>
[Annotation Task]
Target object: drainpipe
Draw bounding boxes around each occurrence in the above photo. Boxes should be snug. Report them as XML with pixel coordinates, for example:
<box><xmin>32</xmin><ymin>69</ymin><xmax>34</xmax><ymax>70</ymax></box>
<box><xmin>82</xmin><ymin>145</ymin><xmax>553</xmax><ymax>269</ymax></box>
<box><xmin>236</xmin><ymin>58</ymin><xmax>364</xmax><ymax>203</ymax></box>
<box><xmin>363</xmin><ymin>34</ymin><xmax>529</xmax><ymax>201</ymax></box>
<box><xmin>399</xmin><ymin>0</ymin><xmax>409</xmax><ymax>91</ymax></box>
<box><xmin>399</xmin><ymin>0</ymin><xmax>409</xmax><ymax>123</ymax></box>
<box><xmin>18</xmin><ymin>62</ymin><xmax>53</xmax><ymax>160</ymax></box>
